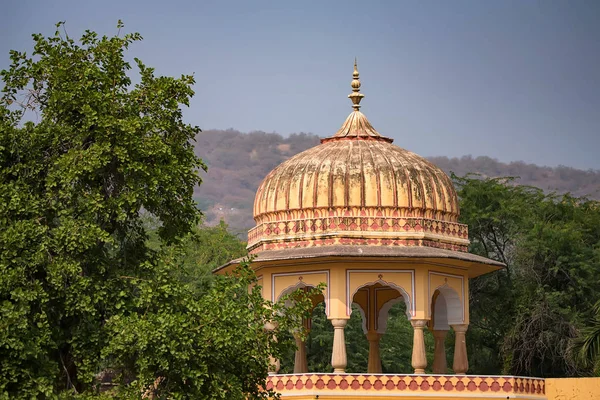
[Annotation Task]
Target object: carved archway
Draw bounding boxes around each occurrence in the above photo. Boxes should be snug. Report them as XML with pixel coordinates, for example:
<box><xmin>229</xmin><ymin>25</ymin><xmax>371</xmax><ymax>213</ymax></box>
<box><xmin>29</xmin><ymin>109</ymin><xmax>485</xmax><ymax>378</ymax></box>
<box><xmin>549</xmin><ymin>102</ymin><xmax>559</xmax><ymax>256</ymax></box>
<box><xmin>348</xmin><ymin>279</ymin><xmax>413</xmax><ymax>319</ymax></box>
<box><xmin>277</xmin><ymin>282</ymin><xmax>325</xmax><ymax>312</ymax></box>
<box><xmin>431</xmin><ymin>284</ymin><xmax>463</xmax><ymax>330</ymax></box>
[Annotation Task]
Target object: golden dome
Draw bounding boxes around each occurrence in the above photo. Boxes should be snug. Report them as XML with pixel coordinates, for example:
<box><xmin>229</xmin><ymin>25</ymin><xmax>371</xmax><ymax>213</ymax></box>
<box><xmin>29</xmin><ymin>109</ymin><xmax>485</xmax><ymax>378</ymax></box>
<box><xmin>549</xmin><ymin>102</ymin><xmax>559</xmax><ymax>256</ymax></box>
<box><xmin>248</xmin><ymin>62</ymin><xmax>469</xmax><ymax>254</ymax></box>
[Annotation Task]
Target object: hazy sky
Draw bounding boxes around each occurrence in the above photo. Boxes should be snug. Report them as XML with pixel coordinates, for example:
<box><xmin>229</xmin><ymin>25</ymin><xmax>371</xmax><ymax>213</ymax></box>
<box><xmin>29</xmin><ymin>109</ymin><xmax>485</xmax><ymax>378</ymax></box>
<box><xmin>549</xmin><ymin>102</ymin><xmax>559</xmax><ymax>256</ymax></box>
<box><xmin>3</xmin><ymin>0</ymin><xmax>599</xmax><ymax>170</ymax></box>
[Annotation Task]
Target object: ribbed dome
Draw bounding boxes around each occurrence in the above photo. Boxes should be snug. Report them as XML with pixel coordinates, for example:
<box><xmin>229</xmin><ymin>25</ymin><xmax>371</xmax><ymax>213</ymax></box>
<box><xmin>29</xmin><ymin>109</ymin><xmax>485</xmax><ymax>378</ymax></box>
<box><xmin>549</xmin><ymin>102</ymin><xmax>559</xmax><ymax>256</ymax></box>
<box><xmin>248</xmin><ymin>63</ymin><xmax>469</xmax><ymax>254</ymax></box>
<box><xmin>253</xmin><ymin>130</ymin><xmax>459</xmax><ymax>221</ymax></box>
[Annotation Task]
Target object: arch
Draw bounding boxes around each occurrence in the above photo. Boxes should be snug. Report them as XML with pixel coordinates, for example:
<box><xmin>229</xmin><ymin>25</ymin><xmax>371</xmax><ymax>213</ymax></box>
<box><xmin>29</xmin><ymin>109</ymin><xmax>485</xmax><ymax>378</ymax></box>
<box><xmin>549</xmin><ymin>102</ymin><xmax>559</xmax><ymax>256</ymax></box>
<box><xmin>277</xmin><ymin>281</ymin><xmax>328</xmax><ymax>315</ymax></box>
<box><xmin>277</xmin><ymin>281</ymin><xmax>312</xmax><ymax>302</ymax></box>
<box><xmin>377</xmin><ymin>296</ymin><xmax>408</xmax><ymax>334</ymax></box>
<box><xmin>352</xmin><ymin>302</ymin><xmax>368</xmax><ymax>334</ymax></box>
<box><xmin>431</xmin><ymin>284</ymin><xmax>463</xmax><ymax>330</ymax></box>
<box><xmin>272</xmin><ymin>270</ymin><xmax>330</xmax><ymax>316</ymax></box>
<box><xmin>348</xmin><ymin>279</ymin><xmax>412</xmax><ymax>318</ymax></box>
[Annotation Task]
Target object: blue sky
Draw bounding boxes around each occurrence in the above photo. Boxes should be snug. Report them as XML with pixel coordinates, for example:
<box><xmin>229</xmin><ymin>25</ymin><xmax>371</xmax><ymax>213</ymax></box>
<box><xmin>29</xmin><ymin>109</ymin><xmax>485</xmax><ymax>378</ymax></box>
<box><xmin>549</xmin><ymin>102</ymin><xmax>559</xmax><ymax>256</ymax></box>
<box><xmin>3</xmin><ymin>0</ymin><xmax>599</xmax><ymax>170</ymax></box>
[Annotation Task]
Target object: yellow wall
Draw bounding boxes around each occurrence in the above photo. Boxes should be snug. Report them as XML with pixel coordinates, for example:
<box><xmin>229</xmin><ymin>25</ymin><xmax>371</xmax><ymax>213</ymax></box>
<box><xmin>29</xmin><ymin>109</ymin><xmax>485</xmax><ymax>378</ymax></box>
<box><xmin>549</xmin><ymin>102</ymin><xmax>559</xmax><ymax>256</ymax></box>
<box><xmin>546</xmin><ymin>377</ymin><xmax>600</xmax><ymax>400</ymax></box>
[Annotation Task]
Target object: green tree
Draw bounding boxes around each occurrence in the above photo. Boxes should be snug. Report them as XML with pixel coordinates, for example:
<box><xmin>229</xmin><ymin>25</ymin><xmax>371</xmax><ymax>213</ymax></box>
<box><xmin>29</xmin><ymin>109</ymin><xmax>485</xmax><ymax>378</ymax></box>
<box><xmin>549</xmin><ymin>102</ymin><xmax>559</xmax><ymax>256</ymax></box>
<box><xmin>177</xmin><ymin>220</ymin><xmax>248</xmax><ymax>291</ymax></box>
<box><xmin>572</xmin><ymin>300</ymin><xmax>600</xmax><ymax>374</ymax></box>
<box><xmin>454</xmin><ymin>174</ymin><xmax>600</xmax><ymax>377</ymax></box>
<box><xmin>1</xmin><ymin>21</ymin><xmax>203</xmax><ymax>396</ymax></box>
<box><xmin>452</xmin><ymin>175</ymin><xmax>542</xmax><ymax>374</ymax></box>
<box><xmin>147</xmin><ymin>218</ymin><xmax>248</xmax><ymax>293</ymax></box>
<box><xmin>102</xmin><ymin>261</ymin><xmax>319</xmax><ymax>399</ymax></box>
<box><xmin>0</xmin><ymin>22</ymin><xmax>310</xmax><ymax>399</ymax></box>
<box><xmin>504</xmin><ymin>194</ymin><xmax>600</xmax><ymax>376</ymax></box>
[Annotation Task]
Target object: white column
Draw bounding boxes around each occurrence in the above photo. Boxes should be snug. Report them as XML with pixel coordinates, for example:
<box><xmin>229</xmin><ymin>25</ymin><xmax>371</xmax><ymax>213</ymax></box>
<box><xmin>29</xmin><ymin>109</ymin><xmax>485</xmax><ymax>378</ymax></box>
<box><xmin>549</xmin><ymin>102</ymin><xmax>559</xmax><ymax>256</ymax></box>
<box><xmin>330</xmin><ymin>319</ymin><xmax>348</xmax><ymax>373</ymax></box>
<box><xmin>451</xmin><ymin>324</ymin><xmax>469</xmax><ymax>375</ymax></box>
<box><xmin>411</xmin><ymin>319</ymin><xmax>428</xmax><ymax>374</ymax></box>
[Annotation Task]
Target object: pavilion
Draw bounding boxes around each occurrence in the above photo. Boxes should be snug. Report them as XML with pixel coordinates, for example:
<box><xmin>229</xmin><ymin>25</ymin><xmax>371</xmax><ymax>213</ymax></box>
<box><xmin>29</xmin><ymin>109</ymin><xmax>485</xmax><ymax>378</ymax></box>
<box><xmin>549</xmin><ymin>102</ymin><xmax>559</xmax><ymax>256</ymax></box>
<box><xmin>215</xmin><ymin>62</ymin><xmax>546</xmax><ymax>399</ymax></box>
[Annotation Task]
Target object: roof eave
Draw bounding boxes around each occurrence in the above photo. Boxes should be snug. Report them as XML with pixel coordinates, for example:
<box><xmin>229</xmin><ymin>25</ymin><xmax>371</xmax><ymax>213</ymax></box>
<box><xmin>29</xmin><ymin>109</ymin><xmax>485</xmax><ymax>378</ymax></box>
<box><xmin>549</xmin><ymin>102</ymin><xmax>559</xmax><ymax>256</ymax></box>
<box><xmin>213</xmin><ymin>246</ymin><xmax>505</xmax><ymax>278</ymax></box>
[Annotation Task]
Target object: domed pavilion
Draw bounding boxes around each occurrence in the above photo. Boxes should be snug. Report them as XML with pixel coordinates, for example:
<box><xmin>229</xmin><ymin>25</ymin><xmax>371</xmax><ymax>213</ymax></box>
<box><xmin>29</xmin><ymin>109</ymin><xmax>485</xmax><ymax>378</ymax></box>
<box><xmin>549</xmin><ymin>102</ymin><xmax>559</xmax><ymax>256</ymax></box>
<box><xmin>215</xmin><ymin>62</ymin><xmax>546</xmax><ymax>399</ymax></box>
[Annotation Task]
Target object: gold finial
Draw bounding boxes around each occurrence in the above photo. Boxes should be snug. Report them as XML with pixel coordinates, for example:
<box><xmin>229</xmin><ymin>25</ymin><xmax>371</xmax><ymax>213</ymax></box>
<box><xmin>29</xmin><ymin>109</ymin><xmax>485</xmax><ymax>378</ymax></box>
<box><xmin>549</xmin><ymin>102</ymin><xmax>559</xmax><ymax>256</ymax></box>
<box><xmin>348</xmin><ymin>58</ymin><xmax>364</xmax><ymax>110</ymax></box>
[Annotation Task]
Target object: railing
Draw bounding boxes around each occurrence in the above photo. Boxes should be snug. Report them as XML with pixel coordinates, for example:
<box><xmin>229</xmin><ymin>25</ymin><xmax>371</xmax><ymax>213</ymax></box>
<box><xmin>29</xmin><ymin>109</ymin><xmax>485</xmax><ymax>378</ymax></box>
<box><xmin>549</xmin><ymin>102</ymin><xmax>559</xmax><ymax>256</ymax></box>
<box><xmin>265</xmin><ymin>373</ymin><xmax>546</xmax><ymax>398</ymax></box>
<box><xmin>248</xmin><ymin>216</ymin><xmax>469</xmax><ymax>252</ymax></box>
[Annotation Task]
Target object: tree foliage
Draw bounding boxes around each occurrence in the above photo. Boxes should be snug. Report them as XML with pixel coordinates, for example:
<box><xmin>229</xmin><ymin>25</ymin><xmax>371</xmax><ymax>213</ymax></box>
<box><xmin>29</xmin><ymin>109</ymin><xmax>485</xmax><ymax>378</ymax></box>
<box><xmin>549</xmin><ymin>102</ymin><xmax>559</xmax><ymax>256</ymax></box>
<box><xmin>147</xmin><ymin>218</ymin><xmax>247</xmax><ymax>293</ymax></box>
<box><xmin>101</xmin><ymin>261</ymin><xmax>318</xmax><ymax>399</ymax></box>
<box><xmin>0</xmin><ymin>22</ymin><xmax>310</xmax><ymax>399</ymax></box>
<box><xmin>454</xmin><ymin>174</ymin><xmax>600</xmax><ymax>377</ymax></box>
<box><xmin>572</xmin><ymin>300</ymin><xmax>600</xmax><ymax>374</ymax></box>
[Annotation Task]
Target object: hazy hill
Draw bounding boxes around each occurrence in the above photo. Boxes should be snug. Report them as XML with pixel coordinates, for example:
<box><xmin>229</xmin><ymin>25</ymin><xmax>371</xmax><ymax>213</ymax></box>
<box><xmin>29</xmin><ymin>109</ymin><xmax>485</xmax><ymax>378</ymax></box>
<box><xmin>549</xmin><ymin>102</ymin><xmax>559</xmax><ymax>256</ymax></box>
<box><xmin>194</xmin><ymin>129</ymin><xmax>600</xmax><ymax>236</ymax></box>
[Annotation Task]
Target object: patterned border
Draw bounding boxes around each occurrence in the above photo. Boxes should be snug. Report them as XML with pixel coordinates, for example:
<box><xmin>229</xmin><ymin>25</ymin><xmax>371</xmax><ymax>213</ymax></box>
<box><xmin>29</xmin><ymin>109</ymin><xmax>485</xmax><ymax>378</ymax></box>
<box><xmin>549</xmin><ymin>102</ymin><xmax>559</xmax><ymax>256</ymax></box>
<box><xmin>265</xmin><ymin>374</ymin><xmax>545</xmax><ymax>397</ymax></box>
<box><xmin>250</xmin><ymin>236</ymin><xmax>468</xmax><ymax>254</ymax></box>
<box><xmin>248</xmin><ymin>216</ymin><xmax>469</xmax><ymax>252</ymax></box>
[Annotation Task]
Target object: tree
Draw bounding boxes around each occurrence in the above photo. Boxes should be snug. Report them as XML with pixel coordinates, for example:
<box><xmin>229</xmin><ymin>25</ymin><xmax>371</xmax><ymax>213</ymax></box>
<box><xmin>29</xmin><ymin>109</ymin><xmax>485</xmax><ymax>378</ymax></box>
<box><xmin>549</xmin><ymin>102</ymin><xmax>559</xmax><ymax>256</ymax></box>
<box><xmin>146</xmin><ymin>218</ymin><xmax>248</xmax><ymax>293</ymax></box>
<box><xmin>454</xmin><ymin>174</ymin><xmax>600</xmax><ymax>377</ymax></box>
<box><xmin>0</xmin><ymin>22</ymin><xmax>309</xmax><ymax>399</ymax></box>
<box><xmin>452</xmin><ymin>175</ymin><xmax>541</xmax><ymax>374</ymax></box>
<box><xmin>572</xmin><ymin>300</ymin><xmax>600</xmax><ymax>374</ymax></box>
<box><xmin>504</xmin><ymin>194</ymin><xmax>600</xmax><ymax>377</ymax></box>
<box><xmin>102</xmin><ymin>261</ymin><xmax>318</xmax><ymax>399</ymax></box>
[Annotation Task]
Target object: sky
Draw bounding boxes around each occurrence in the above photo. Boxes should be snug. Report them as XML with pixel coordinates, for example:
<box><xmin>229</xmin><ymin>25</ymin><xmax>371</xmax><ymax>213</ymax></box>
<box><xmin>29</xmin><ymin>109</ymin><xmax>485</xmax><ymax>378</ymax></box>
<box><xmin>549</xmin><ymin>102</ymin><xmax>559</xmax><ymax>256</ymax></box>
<box><xmin>2</xmin><ymin>0</ymin><xmax>599</xmax><ymax>170</ymax></box>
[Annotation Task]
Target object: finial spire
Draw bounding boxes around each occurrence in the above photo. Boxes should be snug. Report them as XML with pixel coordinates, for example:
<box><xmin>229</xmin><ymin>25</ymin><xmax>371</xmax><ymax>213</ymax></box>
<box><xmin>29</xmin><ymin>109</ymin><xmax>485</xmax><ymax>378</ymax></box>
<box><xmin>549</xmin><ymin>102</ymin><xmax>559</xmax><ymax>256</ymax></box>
<box><xmin>348</xmin><ymin>58</ymin><xmax>365</xmax><ymax>110</ymax></box>
<box><xmin>322</xmin><ymin>58</ymin><xmax>392</xmax><ymax>143</ymax></box>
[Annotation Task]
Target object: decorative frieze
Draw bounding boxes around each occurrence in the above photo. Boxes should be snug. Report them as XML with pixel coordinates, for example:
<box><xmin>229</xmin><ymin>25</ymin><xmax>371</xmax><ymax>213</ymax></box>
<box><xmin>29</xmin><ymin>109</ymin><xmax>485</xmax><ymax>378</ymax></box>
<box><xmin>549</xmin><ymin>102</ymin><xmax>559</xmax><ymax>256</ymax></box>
<box><xmin>248</xmin><ymin>212</ymin><xmax>469</xmax><ymax>253</ymax></box>
<box><xmin>264</xmin><ymin>374</ymin><xmax>545</xmax><ymax>398</ymax></box>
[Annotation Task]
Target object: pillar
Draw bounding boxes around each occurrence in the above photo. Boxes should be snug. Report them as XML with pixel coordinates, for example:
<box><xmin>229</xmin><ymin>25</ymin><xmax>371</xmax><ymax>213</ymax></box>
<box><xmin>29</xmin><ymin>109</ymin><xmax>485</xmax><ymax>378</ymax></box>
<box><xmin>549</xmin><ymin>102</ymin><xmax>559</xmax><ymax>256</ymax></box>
<box><xmin>432</xmin><ymin>330</ymin><xmax>448</xmax><ymax>374</ymax></box>
<box><xmin>451</xmin><ymin>324</ymin><xmax>469</xmax><ymax>374</ymax></box>
<box><xmin>293</xmin><ymin>334</ymin><xmax>308</xmax><ymax>373</ymax></box>
<box><xmin>366</xmin><ymin>331</ymin><xmax>382</xmax><ymax>373</ymax></box>
<box><xmin>264</xmin><ymin>321</ymin><xmax>280</xmax><ymax>374</ymax></box>
<box><xmin>411</xmin><ymin>319</ymin><xmax>428</xmax><ymax>374</ymax></box>
<box><xmin>331</xmin><ymin>319</ymin><xmax>348</xmax><ymax>373</ymax></box>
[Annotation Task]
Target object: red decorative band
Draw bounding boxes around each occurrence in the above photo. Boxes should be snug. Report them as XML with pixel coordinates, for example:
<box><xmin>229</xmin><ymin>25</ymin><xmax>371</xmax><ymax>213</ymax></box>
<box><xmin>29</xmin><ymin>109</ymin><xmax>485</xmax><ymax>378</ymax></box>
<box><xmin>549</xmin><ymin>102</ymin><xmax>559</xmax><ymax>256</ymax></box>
<box><xmin>263</xmin><ymin>374</ymin><xmax>545</xmax><ymax>397</ymax></box>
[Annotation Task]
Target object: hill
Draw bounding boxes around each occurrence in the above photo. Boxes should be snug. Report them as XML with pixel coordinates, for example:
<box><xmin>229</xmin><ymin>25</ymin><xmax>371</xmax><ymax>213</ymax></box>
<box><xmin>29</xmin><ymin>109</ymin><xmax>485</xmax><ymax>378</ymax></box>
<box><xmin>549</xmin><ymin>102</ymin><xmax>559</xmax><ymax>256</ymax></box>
<box><xmin>194</xmin><ymin>129</ymin><xmax>600</xmax><ymax>236</ymax></box>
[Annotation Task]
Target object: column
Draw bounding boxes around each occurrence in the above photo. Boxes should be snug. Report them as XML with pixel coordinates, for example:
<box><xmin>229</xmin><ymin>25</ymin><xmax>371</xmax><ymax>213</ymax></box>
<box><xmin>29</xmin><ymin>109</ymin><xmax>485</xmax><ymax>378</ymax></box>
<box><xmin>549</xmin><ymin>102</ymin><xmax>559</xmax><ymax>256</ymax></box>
<box><xmin>411</xmin><ymin>319</ymin><xmax>428</xmax><ymax>374</ymax></box>
<box><xmin>451</xmin><ymin>324</ymin><xmax>469</xmax><ymax>375</ymax></box>
<box><xmin>264</xmin><ymin>321</ymin><xmax>280</xmax><ymax>374</ymax></box>
<box><xmin>366</xmin><ymin>331</ymin><xmax>382</xmax><ymax>373</ymax></box>
<box><xmin>293</xmin><ymin>334</ymin><xmax>308</xmax><ymax>373</ymax></box>
<box><xmin>432</xmin><ymin>330</ymin><xmax>448</xmax><ymax>374</ymax></box>
<box><xmin>330</xmin><ymin>319</ymin><xmax>348</xmax><ymax>373</ymax></box>
<box><xmin>294</xmin><ymin>316</ymin><xmax>311</xmax><ymax>373</ymax></box>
